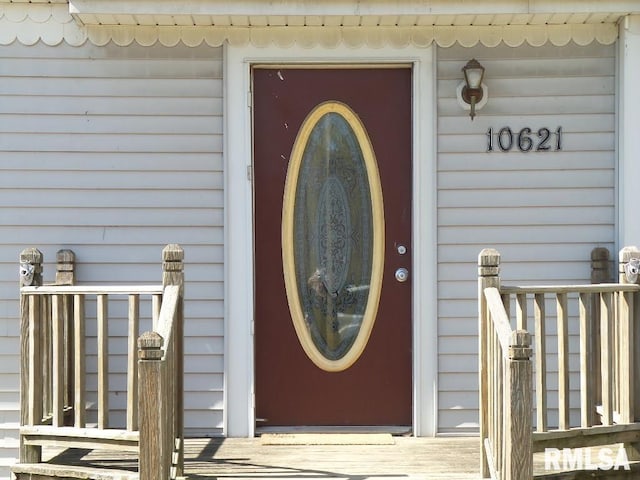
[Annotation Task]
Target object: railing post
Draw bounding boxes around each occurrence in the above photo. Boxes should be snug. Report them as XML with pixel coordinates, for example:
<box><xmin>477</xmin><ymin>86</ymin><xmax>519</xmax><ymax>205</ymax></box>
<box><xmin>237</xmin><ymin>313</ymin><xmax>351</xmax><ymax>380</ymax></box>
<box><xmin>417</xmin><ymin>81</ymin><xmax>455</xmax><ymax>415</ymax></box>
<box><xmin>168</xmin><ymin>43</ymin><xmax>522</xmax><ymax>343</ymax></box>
<box><xmin>505</xmin><ymin>331</ymin><xmax>533</xmax><ymax>480</ymax></box>
<box><xmin>162</xmin><ymin>244</ymin><xmax>184</xmax><ymax>478</ymax></box>
<box><xmin>19</xmin><ymin>248</ymin><xmax>43</xmax><ymax>463</ymax></box>
<box><xmin>619</xmin><ymin>246</ymin><xmax>640</xmax><ymax>460</ymax></box>
<box><xmin>478</xmin><ymin>248</ymin><xmax>500</xmax><ymax>479</ymax></box>
<box><xmin>591</xmin><ymin>247</ymin><xmax>611</xmax><ymax>284</ymax></box>
<box><xmin>56</xmin><ymin>250</ymin><xmax>75</xmax><ymax>286</ymax></box>
<box><xmin>56</xmin><ymin>250</ymin><xmax>75</xmax><ymax>423</ymax></box>
<box><xmin>138</xmin><ymin>331</ymin><xmax>167</xmax><ymax>480</ymax></box>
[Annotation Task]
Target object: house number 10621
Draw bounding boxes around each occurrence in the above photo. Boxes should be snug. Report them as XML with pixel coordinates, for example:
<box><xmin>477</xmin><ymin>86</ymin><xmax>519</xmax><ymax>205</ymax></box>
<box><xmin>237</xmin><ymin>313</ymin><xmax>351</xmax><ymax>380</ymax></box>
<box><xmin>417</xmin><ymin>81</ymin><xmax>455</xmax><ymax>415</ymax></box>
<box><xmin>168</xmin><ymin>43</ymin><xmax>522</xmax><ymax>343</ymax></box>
<box><xmin>487</xmin><ymin>127</ymin><xmax>562</xmax><ymax>152</ymax></box>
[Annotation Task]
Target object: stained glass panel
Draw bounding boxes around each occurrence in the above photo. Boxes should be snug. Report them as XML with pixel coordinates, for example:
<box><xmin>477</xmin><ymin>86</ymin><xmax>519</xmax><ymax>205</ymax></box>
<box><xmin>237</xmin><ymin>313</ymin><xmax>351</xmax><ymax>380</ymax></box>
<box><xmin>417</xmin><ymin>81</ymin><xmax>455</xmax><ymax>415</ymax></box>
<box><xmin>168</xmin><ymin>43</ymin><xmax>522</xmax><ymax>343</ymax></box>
<box><xmin>282</xmin><ymin>102</ymin><xmax>384</xmax><ymax>371</ymax></box>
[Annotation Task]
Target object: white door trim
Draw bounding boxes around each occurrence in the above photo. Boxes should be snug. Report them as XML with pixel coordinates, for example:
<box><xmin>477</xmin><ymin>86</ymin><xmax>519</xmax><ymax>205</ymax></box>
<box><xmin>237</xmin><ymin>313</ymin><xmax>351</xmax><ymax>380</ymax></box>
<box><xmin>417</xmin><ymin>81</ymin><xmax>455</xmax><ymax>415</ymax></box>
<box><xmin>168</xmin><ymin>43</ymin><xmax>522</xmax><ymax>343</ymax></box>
<box><xmin>223</xmin><ymin>40</ymin><xmax>438</xmax><ymax>437</ymax></box>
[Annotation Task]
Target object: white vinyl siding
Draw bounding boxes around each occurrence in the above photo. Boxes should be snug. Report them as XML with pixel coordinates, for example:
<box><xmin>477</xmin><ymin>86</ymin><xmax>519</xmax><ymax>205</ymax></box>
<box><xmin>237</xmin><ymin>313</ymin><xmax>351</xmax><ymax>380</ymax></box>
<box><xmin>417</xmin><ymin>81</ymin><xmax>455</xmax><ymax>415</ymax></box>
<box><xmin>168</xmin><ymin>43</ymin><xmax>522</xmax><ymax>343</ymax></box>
<box><xmin>0</xmin><ymin>42</ymin><xmax>224</xmax><ymax>437</ymax></box>
<box><xmin>436</xmin><ymin>42</ymin><xmax>616</xmax><ymax>433</ymax></box>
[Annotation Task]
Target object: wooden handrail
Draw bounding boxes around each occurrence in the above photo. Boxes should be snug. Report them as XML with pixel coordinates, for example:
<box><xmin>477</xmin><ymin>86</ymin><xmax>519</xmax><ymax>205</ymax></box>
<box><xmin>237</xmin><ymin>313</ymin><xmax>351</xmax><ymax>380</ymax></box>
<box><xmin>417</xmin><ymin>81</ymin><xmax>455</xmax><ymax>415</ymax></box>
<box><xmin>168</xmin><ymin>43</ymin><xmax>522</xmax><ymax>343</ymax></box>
<box><xmin>501</xmin><ymin>283</ymin><xmax>640</xmax><ymax>294</ymax></box>
<box><xmin>21</xmin><ymin>285</ymin><xmax>164</xmax><ymax>295</ymax></box>
<box><xmin>483</xmin><ymin>287</ymin><xmax>515</xmax><ymax>356</ymax></box>
<box><xmin>138</xmin><ymin>286</ymin><xmax>181</xmax><ymax>480</ymax></box>
<box><xmin>479</xmin><ymin>247</ymin><xmax>640</xmax><ymax>480</ymax></box>
<box><xmin>138</xmin><ymin>243</ymin><xmax>184</xmax><ymax>480</ymax></box>
<box><xmin>481</xmin><ymin>282</ymin><xmax>533</xmax><ymax>480</ymax></box>
<box><xmin>18</xmin><ymin>244</ymin><xmax>184</xmax><ymax>480</ymax></box>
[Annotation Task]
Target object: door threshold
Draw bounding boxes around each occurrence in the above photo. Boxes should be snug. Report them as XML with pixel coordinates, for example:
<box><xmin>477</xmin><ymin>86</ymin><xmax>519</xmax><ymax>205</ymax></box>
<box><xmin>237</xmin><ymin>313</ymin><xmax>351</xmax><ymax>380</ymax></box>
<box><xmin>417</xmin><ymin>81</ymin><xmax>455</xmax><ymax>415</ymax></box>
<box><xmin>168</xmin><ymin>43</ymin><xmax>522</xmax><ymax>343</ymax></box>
<box><xmin>256</xmin><ymin>425</ymin><xmax>412</xmax><ymax>436</ymax></box>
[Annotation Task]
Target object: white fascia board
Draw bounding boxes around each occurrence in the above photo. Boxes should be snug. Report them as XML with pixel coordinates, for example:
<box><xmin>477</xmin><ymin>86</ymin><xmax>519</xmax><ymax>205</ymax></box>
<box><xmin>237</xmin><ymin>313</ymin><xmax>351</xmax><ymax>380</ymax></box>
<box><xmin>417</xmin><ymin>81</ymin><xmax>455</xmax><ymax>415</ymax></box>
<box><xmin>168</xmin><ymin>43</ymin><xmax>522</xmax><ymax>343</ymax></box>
<box><xmin>68</xmin><ymin>0</ymin><xmax>638</xmax><ymax>18</ymax></box>
<box><xmin>530</xmin><ymin>1</ymin><xmax>640</xmax><ymax>14</ymax></box>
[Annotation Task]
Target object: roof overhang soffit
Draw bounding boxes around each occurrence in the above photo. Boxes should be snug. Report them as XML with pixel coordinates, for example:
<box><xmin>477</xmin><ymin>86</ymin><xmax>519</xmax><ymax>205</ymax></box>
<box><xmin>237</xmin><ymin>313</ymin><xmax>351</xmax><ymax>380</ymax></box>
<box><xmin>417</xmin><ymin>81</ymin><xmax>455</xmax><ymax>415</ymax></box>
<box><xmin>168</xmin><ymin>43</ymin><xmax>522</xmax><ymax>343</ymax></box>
<box><xmin>2</xmin><ymin>1</ymin><xmax>638</xmax><ymax>47</ymax></box>
<box><xmin>66</xmin><ymin>0</ymin><xmax>639</xmax><ymax>26</ymax></box>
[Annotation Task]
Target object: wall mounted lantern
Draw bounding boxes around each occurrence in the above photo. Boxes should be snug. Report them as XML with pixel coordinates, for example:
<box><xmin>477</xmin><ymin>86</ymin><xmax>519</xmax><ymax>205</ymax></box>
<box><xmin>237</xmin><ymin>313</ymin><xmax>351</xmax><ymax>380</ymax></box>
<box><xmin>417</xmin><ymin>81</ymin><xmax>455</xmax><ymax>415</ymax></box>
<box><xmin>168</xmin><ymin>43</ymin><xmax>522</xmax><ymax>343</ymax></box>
<box><xmin>456</xmin><ymin>59</ymin><xmax>488</xmax><ymax>121</ymax></box>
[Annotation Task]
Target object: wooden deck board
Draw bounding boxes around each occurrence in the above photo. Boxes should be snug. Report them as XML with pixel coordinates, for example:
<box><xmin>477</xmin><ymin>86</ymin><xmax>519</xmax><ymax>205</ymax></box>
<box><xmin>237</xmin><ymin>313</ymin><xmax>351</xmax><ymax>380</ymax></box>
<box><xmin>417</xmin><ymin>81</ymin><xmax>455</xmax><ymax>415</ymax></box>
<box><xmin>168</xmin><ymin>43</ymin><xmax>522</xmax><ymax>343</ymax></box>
<box><xmin>47</xmin><ymin>436</ymin><xmax>484</xmax><ymax>479</ymax></box>
<box><xmin>41</xmin><ymin>436</ymin><xmax>638</xmax><ymax>479</ymax></box>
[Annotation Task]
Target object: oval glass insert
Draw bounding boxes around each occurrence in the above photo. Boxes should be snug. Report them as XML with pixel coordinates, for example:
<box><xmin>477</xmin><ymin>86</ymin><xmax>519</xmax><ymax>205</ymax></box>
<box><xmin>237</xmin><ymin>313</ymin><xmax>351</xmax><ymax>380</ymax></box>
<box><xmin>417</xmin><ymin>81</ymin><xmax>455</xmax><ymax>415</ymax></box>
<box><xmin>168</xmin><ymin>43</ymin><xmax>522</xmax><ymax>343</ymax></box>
<box><xmin>282</xmin><ymin>101</ymin><xmax>385</xmax><ymax>372</ymax></box>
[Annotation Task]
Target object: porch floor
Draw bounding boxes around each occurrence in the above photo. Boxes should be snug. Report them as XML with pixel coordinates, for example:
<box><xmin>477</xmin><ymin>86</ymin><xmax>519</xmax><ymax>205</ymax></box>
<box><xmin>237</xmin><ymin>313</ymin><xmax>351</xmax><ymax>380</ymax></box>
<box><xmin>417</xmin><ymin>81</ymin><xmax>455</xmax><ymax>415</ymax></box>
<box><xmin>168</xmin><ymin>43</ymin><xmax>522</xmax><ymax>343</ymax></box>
<box><xmin>182</xmin><ymin>436</ymin><xmax>482</xmax><ymax>479</ymax></box>
<box><xmin>48</xmin><ymin>436</ymin><xmax>482</xmax><ymax>479</ymax></box>
<box><xmin>44</xmin><ymin>436</ymin><xmax>632</xmax><ymax>479</ymax></box>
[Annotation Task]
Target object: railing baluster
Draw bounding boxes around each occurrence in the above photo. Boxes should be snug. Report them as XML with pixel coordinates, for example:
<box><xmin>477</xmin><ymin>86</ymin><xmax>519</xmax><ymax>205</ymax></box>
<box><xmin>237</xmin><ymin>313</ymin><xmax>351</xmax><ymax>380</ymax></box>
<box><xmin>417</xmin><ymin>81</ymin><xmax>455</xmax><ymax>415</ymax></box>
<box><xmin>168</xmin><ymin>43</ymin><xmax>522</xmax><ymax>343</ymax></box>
<box><xmin>579</xmin><ymin>292</ymin><xmax>594</xmax><ymax>428</ymax></box>
<box><xmin>128</xmin><ymin>294</ymin><xmax>140</xmax><ymax>431</ymax></box>
<box><xmin>600</xmin><ymin>291</ymin><xmax>614</xmax><ymax>426</ymax></box>
<box><xmin>52</xmin><ymin>295</ymin><xmax>64</xmax><ymax>427</ymax></box>
<box><xmin>619</xmin><ymin>290</ymin><xmax>634</xmax><ymax>423</ymax></box>
<box><xmin>56</xmin><ymin>250</ymin><xmax>75</xmax><ymax>417</ymax></box>
<box><xmin>535</xmin><ymin>293</ymin><xmax>547</xmax><ymax>432</ymax></box>
<box><xmin>74</xmin><ymin>294</ymin><xmax>86</xmax><ymax>428</ymax></box>
<box><xmin>28</xmin><ymin>295</ymin><xmax>42</xmax><ymax>427</ymax></box>
<box><xmin>635</xmin><ymin>290</ymin><xmax>640</xmax><ymax>423</ymax></box>
<box><xmin>97</xmin><ymin>294</ymin><xmax>109</xmax><ymax>429</ymax></box>
<box><xmin>556</xmin><ymin>292</ymin><xmax>569</xmax><ymax>430</ymax></box>
<box><xmin>516</xmin><ymin>293</ymin><xmax>527</xmax><ymax>330</ymax></box>
<box><xmin>42</xmin><ymin>295</ymin><xmax>52</xmax><ymax>422</ymax></box>
<box><xmin>498</xmin><ymin>343</ymin><xmax>504</xmax><ymax>479</ymax></box>
<box><xmin>613</xmin><ymin>291</ymin><xmax>620</xmax><ymax>419</ymax></box>
<box><xmin>152</xmin><ymin>294</ymin><xmax>161</xmax><ymax>330</ymax></box>
<box><xmin>63</xmin><ymin>294</ymin><xmax>73</xmax><ymax>418</ymax></box>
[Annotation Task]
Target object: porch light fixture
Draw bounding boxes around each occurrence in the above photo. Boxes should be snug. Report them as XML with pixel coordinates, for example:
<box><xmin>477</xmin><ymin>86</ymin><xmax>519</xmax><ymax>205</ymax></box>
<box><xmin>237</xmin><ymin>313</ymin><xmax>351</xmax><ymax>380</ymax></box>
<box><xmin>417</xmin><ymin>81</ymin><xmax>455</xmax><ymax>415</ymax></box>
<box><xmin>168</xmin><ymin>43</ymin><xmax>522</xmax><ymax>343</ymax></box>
<box><xmin>456</xmin><ymin>58</ymin><xmax>488</xmax><ymax>121</ymax></box>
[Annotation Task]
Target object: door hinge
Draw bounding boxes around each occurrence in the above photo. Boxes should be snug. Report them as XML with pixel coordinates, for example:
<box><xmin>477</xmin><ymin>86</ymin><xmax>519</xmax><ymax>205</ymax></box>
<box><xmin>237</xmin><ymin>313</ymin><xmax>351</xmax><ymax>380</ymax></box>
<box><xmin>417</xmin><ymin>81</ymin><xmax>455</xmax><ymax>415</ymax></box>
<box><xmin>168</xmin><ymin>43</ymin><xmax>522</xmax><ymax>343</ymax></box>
<box><xmin>247</xmin><ymin>165</ymin><xmax>253</xmax><ymax>182</ymax></box>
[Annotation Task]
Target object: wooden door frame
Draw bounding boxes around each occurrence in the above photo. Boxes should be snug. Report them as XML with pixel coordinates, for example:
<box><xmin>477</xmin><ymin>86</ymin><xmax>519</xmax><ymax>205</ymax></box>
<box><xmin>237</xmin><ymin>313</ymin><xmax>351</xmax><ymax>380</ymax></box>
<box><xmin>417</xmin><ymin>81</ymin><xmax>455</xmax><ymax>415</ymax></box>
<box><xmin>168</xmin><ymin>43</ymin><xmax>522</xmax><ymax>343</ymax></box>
<box><xmin>224</xmin><ymin>41</ymin><xmax>437</xmax><ymax>437</ymax></box>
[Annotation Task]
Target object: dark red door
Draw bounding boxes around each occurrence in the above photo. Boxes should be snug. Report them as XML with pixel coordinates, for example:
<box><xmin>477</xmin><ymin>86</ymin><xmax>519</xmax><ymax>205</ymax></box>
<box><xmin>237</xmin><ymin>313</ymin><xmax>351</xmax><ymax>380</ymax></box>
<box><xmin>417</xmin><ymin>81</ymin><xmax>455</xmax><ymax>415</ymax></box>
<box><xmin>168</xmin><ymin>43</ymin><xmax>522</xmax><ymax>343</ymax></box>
<box><xmin>253</xmin><ymin>67</ymin><xmax>412</xmax><ymax>427</ymax></box>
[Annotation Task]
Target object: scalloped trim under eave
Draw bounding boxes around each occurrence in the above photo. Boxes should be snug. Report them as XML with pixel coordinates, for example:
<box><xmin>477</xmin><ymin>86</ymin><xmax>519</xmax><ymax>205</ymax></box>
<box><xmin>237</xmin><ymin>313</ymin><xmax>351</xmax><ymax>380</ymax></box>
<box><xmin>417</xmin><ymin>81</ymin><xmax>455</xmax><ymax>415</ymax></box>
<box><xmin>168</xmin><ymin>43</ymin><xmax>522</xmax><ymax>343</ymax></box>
<box><xmin>0</xmin><ymin>18</ymin><xmax>619</xmax><ymax>48</ymax></box>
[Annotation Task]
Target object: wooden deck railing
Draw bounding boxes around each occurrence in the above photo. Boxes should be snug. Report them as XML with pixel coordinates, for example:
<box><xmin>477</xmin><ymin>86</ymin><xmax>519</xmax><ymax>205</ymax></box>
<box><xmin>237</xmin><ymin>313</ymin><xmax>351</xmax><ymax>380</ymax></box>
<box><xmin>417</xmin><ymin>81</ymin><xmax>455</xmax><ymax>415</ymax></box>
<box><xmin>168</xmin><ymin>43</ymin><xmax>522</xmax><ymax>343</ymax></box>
<box><xmin>479</xmin><ymin>247</ymin><xmax>640</xmax><ymax>480</ymax></box>
<box><xmin>478</xmin><ymin>250</ymin><xmax>533</xmax><ymax>480</ymax></box>
<box><xmin>17</xmin><ymin>244</ymin><xmax>184</xmax><ymax>480</ymax></box>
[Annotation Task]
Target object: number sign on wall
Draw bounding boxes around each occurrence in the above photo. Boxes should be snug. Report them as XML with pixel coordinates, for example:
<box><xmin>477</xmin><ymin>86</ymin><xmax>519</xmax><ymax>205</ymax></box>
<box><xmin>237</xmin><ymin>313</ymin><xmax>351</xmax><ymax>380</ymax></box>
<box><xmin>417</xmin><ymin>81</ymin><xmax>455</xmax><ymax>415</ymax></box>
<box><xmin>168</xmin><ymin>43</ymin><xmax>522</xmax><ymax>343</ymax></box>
<box><xmin>487</xmin><ymin>127</ymin><xmax>562</xmax><ymax>152</ymax></box>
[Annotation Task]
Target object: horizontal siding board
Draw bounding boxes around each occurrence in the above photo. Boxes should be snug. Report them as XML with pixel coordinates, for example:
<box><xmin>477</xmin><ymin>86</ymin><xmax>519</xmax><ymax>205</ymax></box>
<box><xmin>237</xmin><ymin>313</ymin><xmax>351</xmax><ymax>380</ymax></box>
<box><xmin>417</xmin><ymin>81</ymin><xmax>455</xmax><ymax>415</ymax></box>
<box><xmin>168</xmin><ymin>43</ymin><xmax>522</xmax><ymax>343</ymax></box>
<box><xmin>436</xmin><ymin>42</ymin><xmax>615</xmax><ymax>433</ymax></box>
<box><xmin>438</xmin><ymin>169</ymin><xmax>614</xmax><ymax>189</ymax></box>
<box><xmin>0</xmin><ymin>171</ymin><xmax>223</xmax><ymax>189</ymax></box>
<box><xmin>439</xmin><ymin>114</ymin><xmax>614</xmax><ymax>134</ymax></box>
<box><xmin>439</xmin><ymin>151</ymin><xmax>613</xmax><ymax>170</ymax></box>
<box><xmin>438</xmin><ymin>410</ymin><xmax>479</xmax><ymax>431</ymax></box>
<box><xmin>439</xmin><ymin>261</ymin><xmax>593</xmax><ymax>282</ymax></box>
<box><xmin>438</xmin><ymin>57</ymin><xmax>615</xmax><ymax>79</ymax></box>
<box><xmin>0</xmin><ymin>152</ymin><xmax>223</xmax><ymax>171</ymax></box>
<box><xmin>438</xmin><ymin>131</ymin><xmax>613</xmax><ymax>152</ymax></box>
<box><xmin>1</xmin><ymin>209</ymin><xmax>223</xmax><ymax>226</ymax></box>
<box><xmin>0</xmin><ymin>226</ymin><xmax>224</xmax><ymax>244</ymax></box>
<box><xmin>439</xmin><ymin>206</ymin><xmax>614</xmax><ymax>225</ymax></box>
<box><xmin>0</xmin><ymin>244</ymin><xmax>224</xmax><ymax>264</ymax></box>
<box><xmin>0</xmin><ymin>58</ymin><xmax>223</xmax><ymax>78</ymax></box>
<box><xmin>438</xmin><ymin>95</ymin><xmax>614</xmax><ymax>116</ymax></box>
<box><xmin>439</xmin><ymin>76</ymin><xmax>615</xmax><ymax>97</ymax></box>
<box><xmin>0</xmin><ymin>96</ymin><xmax>222</xmax><ymax>115</ymax></box>
<box><xmin>0</xmin><ymin>115</ymin><xmax>223</xmax><ymax>135</ymax></box>
<box><xmin>438</xmin><ymin>243</ymin><xmax>612</xmax><ymax>263</ymax></box>
<box><xmin>1</xmin><ymin>77</ymin><xmax>221</xmax><ymax>97</ymax></box>
<box><xmin>0</xmin><ymin>190</ymin><xmax>224</xmax><ymax>208</ymax></box>
<box><xmin>0</xmin><ymin>41</ymin><xmax>225</xmax><ymax>434</ymax></box>
<box><xmin>0</xmin><ymin>133</ymin><xmax>222</xmax><ymax>152</ymax></box>
<box><xmin>438</xmin><ymin>188</ymin><xmax>613</xmax><ymax>207</ymax></box>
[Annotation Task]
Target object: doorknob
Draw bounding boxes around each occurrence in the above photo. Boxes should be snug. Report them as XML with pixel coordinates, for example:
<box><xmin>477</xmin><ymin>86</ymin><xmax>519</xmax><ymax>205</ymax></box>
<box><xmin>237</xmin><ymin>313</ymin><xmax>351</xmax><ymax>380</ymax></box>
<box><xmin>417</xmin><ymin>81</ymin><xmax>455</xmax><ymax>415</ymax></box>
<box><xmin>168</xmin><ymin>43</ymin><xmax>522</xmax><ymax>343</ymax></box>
<box><xmin>395</xmin><ymin>268</ymin><xmax>409</xmax><ymax>283</ymax></box>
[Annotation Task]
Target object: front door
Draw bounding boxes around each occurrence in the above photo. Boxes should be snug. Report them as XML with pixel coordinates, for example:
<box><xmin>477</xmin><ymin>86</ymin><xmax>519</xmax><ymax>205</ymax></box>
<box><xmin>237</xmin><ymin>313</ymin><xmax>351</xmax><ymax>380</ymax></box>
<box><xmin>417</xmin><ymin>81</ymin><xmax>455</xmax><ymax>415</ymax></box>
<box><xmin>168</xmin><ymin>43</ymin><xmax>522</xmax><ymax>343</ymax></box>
<box><xmin>253</xmin><ymin>67</ymin><xmax>412</xmax><ymax>428</ymax></box>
